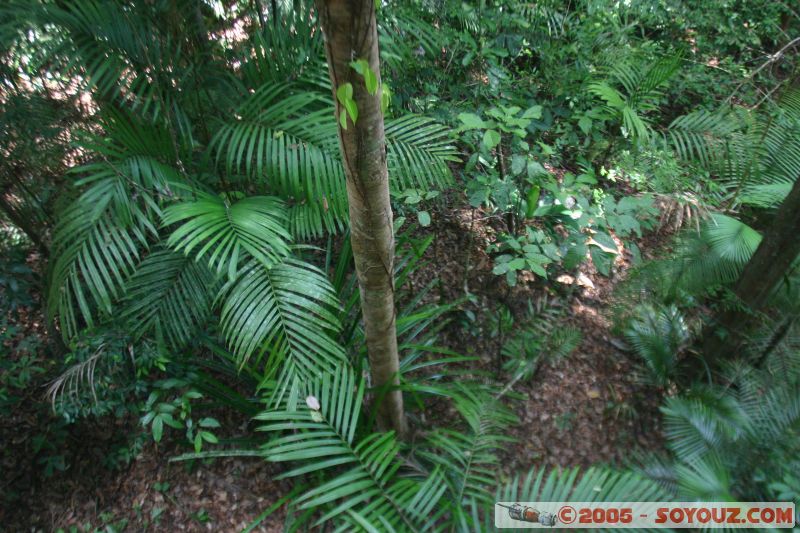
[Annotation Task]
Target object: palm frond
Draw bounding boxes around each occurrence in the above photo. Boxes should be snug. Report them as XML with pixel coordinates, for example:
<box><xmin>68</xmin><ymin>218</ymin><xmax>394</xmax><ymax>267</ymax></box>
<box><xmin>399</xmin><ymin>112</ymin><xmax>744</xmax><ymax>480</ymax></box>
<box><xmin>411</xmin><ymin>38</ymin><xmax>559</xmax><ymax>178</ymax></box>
<box><xmin>240</xmin><ymin>4</ymin><xmax>324</xmax><ymax>87</ymax></box>
<box><xmin>255</xmin><ymin>366</ymin><xmax>446</xmax><ymax>531</ymax></box>
<box><xmin>738</xmin><ymin>374</ymin><xmax>800</xmax><ymax>444</ymax></box>
<box><xmin>668</xmin><ymin>91</ymin><xmax>800</xmax><ymax>209</ymax></box>
<box><xmin>590</xmin><ymin>54</ymin><xmax>680</xmax><ymax>141</ymax></box>
<box><xmin>210</xmin><ymin>83</ymin><xmax>457</xmax><ymax>239</ymax></box>
<box><xmin>701</xmin><ymin>214</ymin><xmax>761</xmax><ymax>275</ymax></box>
<box><xmin>508</xmin><ymin>466</ymin><xmax>667</xmax><ymax>501</ymax></box>
<box><xmin>661</xmin><ymin>393</ymin><xmax>750</xmax><ymax>461</ymax></box>
<box><xmin>47</xmin><ymin>200</ymin><xmax>152</xmax><ymax>339</ymax></box>
<box><xmin>120</xmin><ymin>249</ymin><xmax>218</xmax><ymax>349</ymax></box>
<box><xmin>666</xmin><ymin>108</ymin><xmax>743</xmax><ymax>167</ymax></box>
<box><xmin>666</xmin><ymin>214</ymin><xmax>762</xmax><ymax>296</ymax></box>
<box><xmin>163</xmin><ymin>193</ymin><xmax>292</xmax><ymax>276</ymax></box>
<box><xmin>516</xmin><ymin>3</ymin><xmax>572</xmax><ymax>39</ymax></box>
<box><xmin>674</xmin><ymin>454</ymin><xmax>732</xmax><ymax>500</ymax></box>
<box><xmin>502</xmin><ymin>324</ymin><xmax>581</xmax><ymax>385</ymax></box>
<box><xmin>420</xmin><ymin>385</ymin><xmax>517</xmax><ymax>526</ymax></box>
<box><xmin>47</xmin><ymin>346</ymin><xmax>106</xmax><ymax>409</ymax></box>
<box><xmin>624</xmin><ymin>304</ymin><xmax>689</xmax><ymax>386</ymax></box>
<box><xmin>470</xmin><ymin>466</ymin><xmax>669</xmax><ymax>532</ymax></box>
<box><xmin>35</xmin><ymin>0</ymin><xmax>184</xmax><ymax>120</ymax></box>
<box><xmin>385</xmin><ymin>115</ymin><xmax>459</xmax><ymax>191</ymax></box>
<box><xmin>379</xmin><ymin>12</ymin><xmax>445</xmax><ymax>69</ymax></box>
<box><xmin>46</xmin><ymin>110</ymin><xmax>190</xmax><ymax>340</ymax></box>
<box><xmin>208</xmin><ymin>84</ymin><xmax>347</xmax><ymax>240</ymax></box>
<box><xmin>216</xmin><ymin>258</ymin><xmax>346</xmax><ymax>404</ymax></box>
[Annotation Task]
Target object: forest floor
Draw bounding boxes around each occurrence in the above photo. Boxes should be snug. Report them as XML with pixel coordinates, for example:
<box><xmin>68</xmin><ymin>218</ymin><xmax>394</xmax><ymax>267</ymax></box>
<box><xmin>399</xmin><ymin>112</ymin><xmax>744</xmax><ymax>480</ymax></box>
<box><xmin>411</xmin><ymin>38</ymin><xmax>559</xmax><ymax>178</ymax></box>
<box><xmin>1</xmin><ymin>193</ymin><xmax>668</xmax><ymax>532</ymax></box>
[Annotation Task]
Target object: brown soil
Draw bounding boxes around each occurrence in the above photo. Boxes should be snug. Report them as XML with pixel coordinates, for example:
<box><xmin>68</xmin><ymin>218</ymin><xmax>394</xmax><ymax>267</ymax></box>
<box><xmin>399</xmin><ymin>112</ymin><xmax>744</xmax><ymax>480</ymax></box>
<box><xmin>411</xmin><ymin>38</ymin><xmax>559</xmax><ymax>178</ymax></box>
<box><xmin>407</xmin><ymin>195</ymin><xmax>666</xmax><ymax>474</ymax></box>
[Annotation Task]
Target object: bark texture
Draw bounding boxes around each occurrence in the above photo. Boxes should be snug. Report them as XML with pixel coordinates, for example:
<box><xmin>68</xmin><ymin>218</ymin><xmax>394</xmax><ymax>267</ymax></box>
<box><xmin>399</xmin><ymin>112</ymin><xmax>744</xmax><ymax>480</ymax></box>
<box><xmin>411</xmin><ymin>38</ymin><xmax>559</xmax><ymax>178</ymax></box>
<box><xmin>706</xmin><ymin>175</ymin><xmax>800</xmax><ymax>361</ymax></box>
<box><xmin>316</xmin><ymin>0</ymin><xmax>407</xmax><ymax>435</ymax></box>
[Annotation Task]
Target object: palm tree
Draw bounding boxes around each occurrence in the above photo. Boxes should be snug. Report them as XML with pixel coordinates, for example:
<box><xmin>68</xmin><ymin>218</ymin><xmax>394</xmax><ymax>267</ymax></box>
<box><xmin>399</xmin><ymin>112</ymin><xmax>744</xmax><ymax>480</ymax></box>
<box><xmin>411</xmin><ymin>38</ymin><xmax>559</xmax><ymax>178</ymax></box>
<box><xmin>667</xmin><ymin>87</ymin><xmax>800</xmax><ymax>362</ymax></box>
<box><xmin>1</xmin><ymin>0</ymin><xmax>456</xmax><ymax>408</ymax></box>
<box><xmin>705</xmin><ymin>174</ymin><xmax>800</xmax><ymax>361</ymax></box>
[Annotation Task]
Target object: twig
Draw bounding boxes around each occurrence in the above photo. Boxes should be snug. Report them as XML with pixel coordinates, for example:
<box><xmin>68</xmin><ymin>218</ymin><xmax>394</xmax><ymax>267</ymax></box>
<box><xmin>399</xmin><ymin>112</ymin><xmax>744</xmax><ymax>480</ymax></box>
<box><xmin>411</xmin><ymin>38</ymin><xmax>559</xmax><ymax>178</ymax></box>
<box><xmin>727</xmin><ymin>36</ymin><xmax>800</xmax><ymax>102</ymax></box>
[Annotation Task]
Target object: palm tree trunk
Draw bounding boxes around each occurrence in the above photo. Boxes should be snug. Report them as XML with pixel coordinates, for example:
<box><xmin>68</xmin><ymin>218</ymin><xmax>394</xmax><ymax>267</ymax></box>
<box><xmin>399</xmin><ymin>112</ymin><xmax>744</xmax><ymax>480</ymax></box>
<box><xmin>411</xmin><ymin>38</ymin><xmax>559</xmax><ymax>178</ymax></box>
<box><xmin>315</xmin><ymin>0</ymin><xmax>407</xmax><ymax>436</ymax></box>
<box><xmin>705</xmin><ymin>175</ymin><xmax>800</xmax><ymax>361</ymax></box>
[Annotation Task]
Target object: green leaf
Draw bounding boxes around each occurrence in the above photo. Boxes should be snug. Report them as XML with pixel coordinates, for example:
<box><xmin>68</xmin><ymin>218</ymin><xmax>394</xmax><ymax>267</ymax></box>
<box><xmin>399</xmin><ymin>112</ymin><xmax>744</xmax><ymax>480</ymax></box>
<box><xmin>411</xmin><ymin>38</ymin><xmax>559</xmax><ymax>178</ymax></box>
<box><xmin>336</xmin><ymin>82</ymin><xmax>353</xmax><ymax>103</ymax></box>
<box><xmin>525</xmin><ymin>185</ymin><xmax>540</xmax><ymax>218</ymax></box>
<box><xmin>508</xmin><ymin>258</ymin><xmax>526</xmax><ymax>270</ymax></box>
<box><xmin>522</xmin><ymin>105</ymin><xmax>542</xmax><ymax>120</ymax></box>
<box><xmin>492</xmin><ymin>263</ymin><xmax>509</xmax><ymax>275</ymax></box>
<box><xmin>199</xmin><ymin>417</ymin><xmax>221</xmax><ymax>428</ymax></box>
<box><xmin>578</xmin><ymin>116</ymin><xmax>592</xmax><ymax>135</ymax></box>
<box><xmin>458</xmin><ymin>113</ymin><xmax>486</xmax><ymax>130</ymax></box>
<box><xmin>527</xmin><ymin>259</ymin><xmax>548</xmax><ymax>277</ymax></box>
<box><xmin>200</xmin><ymin>431</ymin><xmax>218</xmax><ymax>444</ymax></box>
<box><xmin>152</xmin><ymin>416</ymin><xmax>164</xmax><ymax>442</ymax></box>
<box><xmin>381</xmin><ymin>84</ymin><xmax>391</xmax><ymax>113</ymax></box>
<box><xmin>161</xmin><ymin>412</ymin><xmax>183</xmax><ymax>429</ymax></box>
<box><xmin>590</xmin><ymin>247</ymin><xmax>614</xmax><ymax>276</ymax></box>
<box><xmin>336</xmin><ymin>83</ymin><xmax>358</xmax><ymax>125</ymax></box>
<box><xmin>511</xmin><ymin>155</ymin><xmax>526</xmax><ymax>176</ymax></box>
<box><xmin>350</xmin><ymin>59</ymin><xmax>379</xmax><ymax>95</ymax></box>
<box><xmin>482</xmin><ymin>129</ymin><xmax>501</xmax><ymax>150</ymax></box>
<box><xmin>417</xmin><ymin>211</ymin><xmax>431</xmax><ymax>227</ymax></box>
<box><xmin>588</xmin><ymin>231</ymin><xmax>618</xmax><ymax>255</ymax></box>
<box><xmin>527</xmin><ymin>160</ymin><xmax>547</xmax><ymax>178</ymax></box>
<box><xmin>506</xmin><ymin>270</ymin><xmax>517</xmax><ymax>286</ymax></box>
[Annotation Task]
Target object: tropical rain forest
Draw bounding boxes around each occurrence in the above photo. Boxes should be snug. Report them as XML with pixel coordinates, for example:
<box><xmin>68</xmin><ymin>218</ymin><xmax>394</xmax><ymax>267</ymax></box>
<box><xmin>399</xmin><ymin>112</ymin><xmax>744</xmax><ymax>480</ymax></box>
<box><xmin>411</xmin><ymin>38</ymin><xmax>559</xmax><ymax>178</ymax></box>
<box><xmin>1</xmin><ymin>0</ymin><xmax>799</xmax><ymax>531</ymax></box>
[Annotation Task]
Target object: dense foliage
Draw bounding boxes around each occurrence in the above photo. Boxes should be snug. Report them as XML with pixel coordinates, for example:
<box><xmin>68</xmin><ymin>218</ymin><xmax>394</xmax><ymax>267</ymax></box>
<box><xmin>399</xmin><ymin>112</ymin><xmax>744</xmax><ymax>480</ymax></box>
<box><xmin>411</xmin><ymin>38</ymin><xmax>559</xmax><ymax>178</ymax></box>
<box><xmin>1</xmin><ymin>0</ymin><xmax>798</xmax><ymax>531</ymax></box>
